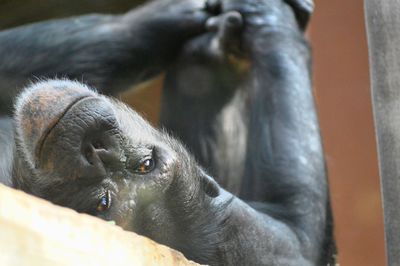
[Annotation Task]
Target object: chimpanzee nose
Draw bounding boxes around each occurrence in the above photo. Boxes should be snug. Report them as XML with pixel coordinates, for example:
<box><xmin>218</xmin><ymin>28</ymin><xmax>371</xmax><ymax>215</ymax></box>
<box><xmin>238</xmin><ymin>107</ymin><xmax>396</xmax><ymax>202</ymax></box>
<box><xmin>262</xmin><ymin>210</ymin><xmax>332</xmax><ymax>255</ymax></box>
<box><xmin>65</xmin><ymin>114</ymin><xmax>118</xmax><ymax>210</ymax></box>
<box><xmin>15</xmin><ymin>80</ymin><xmax>97</xmax><ymax>165</ymax></box>
<box><xmin>15</xmin><ymin>79</ymin><xmax>122</xmax><ymax>179</ymax></box>
<box><xmin>83</xmin><ymin>140</ymin><xmax>115</xmax><ymax>167</ymax></box>
<box><xmin>80</xmin><ymin>132</ymin><xmax>122</xmax><ymax>178</ymax></box>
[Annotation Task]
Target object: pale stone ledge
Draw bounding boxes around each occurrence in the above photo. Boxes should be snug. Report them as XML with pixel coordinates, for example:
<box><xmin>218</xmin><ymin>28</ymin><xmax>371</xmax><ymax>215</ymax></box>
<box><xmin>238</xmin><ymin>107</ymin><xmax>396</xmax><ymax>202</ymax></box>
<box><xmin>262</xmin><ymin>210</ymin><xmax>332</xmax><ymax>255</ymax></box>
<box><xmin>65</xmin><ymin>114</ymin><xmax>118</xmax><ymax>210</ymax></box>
<box><xmin>0</xmin><ymin>184</ymin><xmax>201</xmax><ymax>266</ymax></box>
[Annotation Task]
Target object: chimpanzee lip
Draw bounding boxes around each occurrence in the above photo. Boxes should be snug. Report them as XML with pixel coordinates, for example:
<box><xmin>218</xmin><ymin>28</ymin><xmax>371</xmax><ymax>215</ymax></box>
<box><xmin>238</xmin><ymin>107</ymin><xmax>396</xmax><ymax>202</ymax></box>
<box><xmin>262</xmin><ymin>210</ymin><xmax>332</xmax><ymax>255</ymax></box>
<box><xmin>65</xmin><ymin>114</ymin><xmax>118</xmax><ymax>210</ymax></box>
<box><xmin>34</xmin><ymin>95</ymin><xmax>96</xmax><ymax>167</ymax></box>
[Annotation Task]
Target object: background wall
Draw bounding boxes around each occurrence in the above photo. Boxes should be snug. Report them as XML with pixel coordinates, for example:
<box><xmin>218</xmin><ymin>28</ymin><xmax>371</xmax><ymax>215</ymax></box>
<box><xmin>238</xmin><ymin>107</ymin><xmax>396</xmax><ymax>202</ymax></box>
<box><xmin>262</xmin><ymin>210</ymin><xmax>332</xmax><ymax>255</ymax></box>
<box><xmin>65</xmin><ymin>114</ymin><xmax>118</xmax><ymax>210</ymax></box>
<box><xmin>309</xmin><ymin>0</ymin><xmax>386</xmax><ymax>265</ymax></box>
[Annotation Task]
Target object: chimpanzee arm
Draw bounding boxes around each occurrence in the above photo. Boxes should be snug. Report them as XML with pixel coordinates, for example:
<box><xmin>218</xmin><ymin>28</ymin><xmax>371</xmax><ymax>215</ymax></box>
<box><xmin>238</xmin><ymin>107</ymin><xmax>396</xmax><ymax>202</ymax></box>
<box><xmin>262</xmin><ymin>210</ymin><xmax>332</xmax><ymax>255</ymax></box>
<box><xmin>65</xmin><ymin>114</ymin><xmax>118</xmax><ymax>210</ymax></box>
<box><xmin>161</xmin><ymin>0</ymin><xmax>331</xmax><ymax>264</ymax></box>
<box><xmin>0</xmin><ymin>0</ymin><xmax>209</xmax><ymax>114</ymax></box>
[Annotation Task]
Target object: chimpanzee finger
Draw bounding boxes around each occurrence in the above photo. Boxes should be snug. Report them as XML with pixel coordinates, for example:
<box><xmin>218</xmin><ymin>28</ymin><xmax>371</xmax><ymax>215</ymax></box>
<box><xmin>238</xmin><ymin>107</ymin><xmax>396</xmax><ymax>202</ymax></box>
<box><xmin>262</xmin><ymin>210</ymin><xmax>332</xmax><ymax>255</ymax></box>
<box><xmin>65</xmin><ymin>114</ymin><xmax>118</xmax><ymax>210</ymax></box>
<box><xmin>177</xmin><ymin>9</ymin><xmax>211</xmax><ymax>37</ymax></box>
<box><xmin>205</xmin><ymin>16</ymin><xmax>221</xmax><ymax>32</ymax></box>
<box><xmin>202</xmin><ymin>11</ymin><xmax>243</xmax><ymax>61</ymax></box>
<box><xmin>217</xmin><ymin>11</ymin><xmax>243</xmax><ymax>55</ymax></box>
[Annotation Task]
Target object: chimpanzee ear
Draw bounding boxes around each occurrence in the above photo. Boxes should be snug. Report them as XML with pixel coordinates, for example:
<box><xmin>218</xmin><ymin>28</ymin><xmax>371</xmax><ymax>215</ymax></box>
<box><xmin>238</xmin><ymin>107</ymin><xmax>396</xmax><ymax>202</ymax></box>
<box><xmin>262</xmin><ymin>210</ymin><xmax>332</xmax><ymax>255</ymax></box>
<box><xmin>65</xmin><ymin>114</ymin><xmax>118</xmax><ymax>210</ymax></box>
<box><xmin>284</xmin><ymin>0</ymin><xmax>314</xmax><ymax>31</ymax></box>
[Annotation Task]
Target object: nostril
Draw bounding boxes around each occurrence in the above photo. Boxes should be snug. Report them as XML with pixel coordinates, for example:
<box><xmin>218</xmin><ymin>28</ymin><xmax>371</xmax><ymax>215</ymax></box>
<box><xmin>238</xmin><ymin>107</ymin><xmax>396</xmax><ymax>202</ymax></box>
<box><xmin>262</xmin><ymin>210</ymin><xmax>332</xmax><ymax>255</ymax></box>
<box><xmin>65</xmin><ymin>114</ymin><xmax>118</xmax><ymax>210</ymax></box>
<box><xmin>92</xmin><ymin>139</ymin><xmax>105</xmax><ymax>150</ymax></box>
<box><xmin>83</xmin><ymin>142</ymin><xmax>120</xmax><ymax>169</ymax></box>
<box><xmin>83</xmin><ymin>137</ymin><xmax>108</xmax><ymax>165</ymax></box>
<box><xmin>81</xmin><ymin>132</ymin><xmax>121</xmax><ymax>173</ymax></box>
<box><xmin>79</xmin><ymin>142</ymin><xmax>107</xmax><ymax>180</ymax></box>
<box><xmin>83</xmin><ymin>144</ymin><xmax>97</xmax><ymax>165</ymax></box>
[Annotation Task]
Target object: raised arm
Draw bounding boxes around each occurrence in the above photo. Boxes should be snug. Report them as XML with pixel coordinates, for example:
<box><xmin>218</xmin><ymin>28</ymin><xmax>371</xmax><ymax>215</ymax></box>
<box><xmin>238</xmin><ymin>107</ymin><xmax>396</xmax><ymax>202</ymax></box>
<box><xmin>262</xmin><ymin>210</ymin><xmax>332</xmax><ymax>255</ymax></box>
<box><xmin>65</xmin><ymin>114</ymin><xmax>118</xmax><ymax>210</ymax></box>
<box><xmin>161</xmin><ymin>0</ymin><xmax>333</xmax><ymax>264</ymax></box>
<box><xmin>0</xmin><ymin>0</ymin><xmax>209</xmax><ymax>114</ymax></box>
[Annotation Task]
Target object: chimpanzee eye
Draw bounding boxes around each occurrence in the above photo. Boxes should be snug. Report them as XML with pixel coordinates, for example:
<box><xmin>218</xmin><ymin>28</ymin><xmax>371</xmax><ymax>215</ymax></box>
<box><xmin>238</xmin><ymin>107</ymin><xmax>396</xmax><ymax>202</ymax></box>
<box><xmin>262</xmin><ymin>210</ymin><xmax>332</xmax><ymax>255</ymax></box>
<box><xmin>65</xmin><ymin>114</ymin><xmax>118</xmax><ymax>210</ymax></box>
<box><xmin>96</xmin><ymin>190</ymin><xmax>111</xmax><ymax>212</ymax></box>
<box><xmin>135</xmin><ymin>157</ymin><xmax>155</xmax><ymax>174</ymax></box>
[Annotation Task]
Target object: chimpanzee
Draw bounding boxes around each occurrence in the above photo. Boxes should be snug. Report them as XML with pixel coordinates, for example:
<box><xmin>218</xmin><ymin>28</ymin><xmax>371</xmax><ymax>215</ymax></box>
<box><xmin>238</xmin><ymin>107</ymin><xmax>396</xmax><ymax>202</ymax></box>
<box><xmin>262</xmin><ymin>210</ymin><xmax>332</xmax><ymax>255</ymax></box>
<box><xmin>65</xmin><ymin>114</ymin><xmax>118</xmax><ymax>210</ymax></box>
<box><xmin>0</xmin><ymin>0</ymin><xmax>335</xmax><ymax>265</ymax></box>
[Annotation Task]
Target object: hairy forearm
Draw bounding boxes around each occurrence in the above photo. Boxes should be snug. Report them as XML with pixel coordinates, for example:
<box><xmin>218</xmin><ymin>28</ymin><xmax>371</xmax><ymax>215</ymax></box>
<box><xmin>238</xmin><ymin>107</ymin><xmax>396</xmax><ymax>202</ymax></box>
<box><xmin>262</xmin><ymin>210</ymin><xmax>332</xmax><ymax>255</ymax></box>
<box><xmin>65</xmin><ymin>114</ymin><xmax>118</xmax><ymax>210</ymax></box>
<box><xmin>250</xmin><ymin>39</ymin><xmax>322</xmax><ymax>172</ymax></box>
<box><xmin>0</xmin><ymin>14</ymin><xmax>164</xmax><ymax>113</ymax></box>
<box><xmin>243</xmin><ymin>33</ymin><xmax>327</xmax><ymax>261</ymax></box>
<box><xmin>0</xmin><ymin>1</ymin><xmax>209</xmax><ymax>115</ymax></box>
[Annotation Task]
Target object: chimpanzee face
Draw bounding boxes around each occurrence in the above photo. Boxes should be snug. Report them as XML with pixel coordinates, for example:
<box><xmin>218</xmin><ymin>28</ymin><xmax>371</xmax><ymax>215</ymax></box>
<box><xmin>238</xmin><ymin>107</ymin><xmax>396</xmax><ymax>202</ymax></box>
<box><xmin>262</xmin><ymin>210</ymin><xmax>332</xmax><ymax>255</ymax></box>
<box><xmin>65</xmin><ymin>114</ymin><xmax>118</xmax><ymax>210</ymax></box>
<box><xmin>13</xmin><ymin>80</ymin><xmax>218</xmax><ymax>239</ymax></box>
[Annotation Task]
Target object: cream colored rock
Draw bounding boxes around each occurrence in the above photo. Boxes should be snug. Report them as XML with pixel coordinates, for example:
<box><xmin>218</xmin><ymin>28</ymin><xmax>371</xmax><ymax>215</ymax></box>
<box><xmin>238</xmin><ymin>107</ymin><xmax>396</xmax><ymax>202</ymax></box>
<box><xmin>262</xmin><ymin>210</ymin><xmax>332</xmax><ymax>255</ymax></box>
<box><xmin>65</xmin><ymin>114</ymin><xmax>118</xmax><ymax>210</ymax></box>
<box><xmin>0</xmin><ymin>184</ymin><xmax>201</xmax><ymax>266</ymax></box>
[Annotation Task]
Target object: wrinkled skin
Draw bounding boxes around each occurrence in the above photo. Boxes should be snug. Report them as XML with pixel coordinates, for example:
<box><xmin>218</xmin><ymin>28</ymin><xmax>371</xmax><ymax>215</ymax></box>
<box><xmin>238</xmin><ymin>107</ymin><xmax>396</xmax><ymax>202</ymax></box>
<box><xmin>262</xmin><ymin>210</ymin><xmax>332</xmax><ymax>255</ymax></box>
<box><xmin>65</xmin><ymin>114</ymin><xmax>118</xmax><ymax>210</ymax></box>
<box><xmin>0</xmin><ymin>0</ymin><xmax>335</xmax><ymax>265</ymax></box>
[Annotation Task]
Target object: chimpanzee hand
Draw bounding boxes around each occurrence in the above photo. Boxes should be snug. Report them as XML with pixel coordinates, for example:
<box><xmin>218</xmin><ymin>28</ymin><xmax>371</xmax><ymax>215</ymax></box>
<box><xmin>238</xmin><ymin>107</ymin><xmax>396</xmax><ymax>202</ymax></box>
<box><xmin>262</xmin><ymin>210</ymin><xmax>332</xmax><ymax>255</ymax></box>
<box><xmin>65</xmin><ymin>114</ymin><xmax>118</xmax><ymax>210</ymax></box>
<box><xmin>122</xmin><ymin>0</ymin><xmax>212</xmax><ymax>55</ymax></box>
<box><xmin>168</xmin><ymin>0</ymin><xmax>307</xmax><ymax>80</ymax></box>
<box><xmin>160</xmin><ymin>8</ymin><xmax>248</xmax><ymax>101</ymax></box>
<box><xmin>206</xmin><ymin>0</ymin><xmax>310</xmax><ymax>52</ymax></box>
<box><xmin>164</xmin><ymin>0</ymin><xmax>279</xmax><ymax>78</ymax></box>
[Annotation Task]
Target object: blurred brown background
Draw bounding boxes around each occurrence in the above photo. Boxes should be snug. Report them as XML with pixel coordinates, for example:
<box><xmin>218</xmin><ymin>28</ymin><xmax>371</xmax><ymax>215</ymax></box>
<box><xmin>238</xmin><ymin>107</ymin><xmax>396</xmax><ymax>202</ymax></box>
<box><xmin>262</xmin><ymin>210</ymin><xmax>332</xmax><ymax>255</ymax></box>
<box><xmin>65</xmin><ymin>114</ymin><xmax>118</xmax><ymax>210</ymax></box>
<box><xmin>1</xmin><ymin>0</ymin><xmax>386</xmax><ymax>265</ymax></box>
<box><xmin>310</xmin><ymin>0</ymin><xmax>386</xmax><ymax>265</ymax></box>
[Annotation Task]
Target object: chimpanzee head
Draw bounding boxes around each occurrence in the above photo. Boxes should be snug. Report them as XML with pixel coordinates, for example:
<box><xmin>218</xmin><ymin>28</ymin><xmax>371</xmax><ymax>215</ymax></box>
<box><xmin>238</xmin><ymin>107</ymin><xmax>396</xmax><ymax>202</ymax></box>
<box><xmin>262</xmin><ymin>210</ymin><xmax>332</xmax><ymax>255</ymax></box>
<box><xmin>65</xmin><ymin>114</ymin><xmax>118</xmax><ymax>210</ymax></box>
<box><xmin>12</xmin><ymin>79</ymin><xmax>220</xmax><ymax>246</ymax></box>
